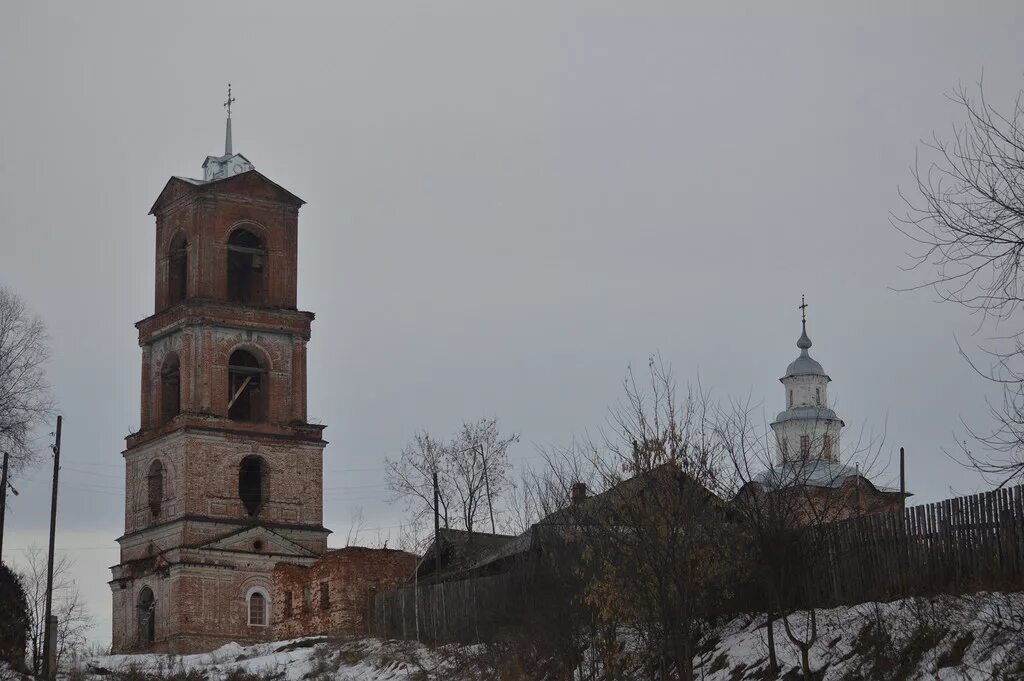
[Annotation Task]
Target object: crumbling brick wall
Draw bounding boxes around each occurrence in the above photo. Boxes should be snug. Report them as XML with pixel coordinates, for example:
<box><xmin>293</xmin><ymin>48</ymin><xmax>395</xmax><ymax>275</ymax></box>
<box><xmin>273</xmin><ymin>547</ymin><xmax>417</xmax><ymax>639</ymax></box>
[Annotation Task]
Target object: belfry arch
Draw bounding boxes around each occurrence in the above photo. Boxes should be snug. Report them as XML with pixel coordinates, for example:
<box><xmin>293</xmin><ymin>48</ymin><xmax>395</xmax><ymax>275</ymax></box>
<box><xmin>227</xmin><ymin>227</ymin><xmax>266</xmax><ymax>304</ymax></box>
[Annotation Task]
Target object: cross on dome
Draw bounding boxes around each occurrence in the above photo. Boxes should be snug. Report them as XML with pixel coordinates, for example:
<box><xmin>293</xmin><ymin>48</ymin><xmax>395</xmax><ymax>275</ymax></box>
<box><xmin>797</xmin><ymin>294</ymin><xmax>813</xmax><ymax>352</ymax></box>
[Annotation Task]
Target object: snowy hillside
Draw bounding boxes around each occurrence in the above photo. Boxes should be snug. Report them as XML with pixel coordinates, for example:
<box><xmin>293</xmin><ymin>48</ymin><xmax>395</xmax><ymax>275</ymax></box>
<box><xmin>79</xmin><ymin>638</ymin><xmax>473</xmax><ymax>681</ymax></box>
<box><xmin>697</xmin><ymin>592</ymin><xmax>1024</xmax><ymax>680</ymax></box>
<box><xmin>75</xmin><ymin>592</ymin><xmax>1024</xmax><ymax>680</ymax></box>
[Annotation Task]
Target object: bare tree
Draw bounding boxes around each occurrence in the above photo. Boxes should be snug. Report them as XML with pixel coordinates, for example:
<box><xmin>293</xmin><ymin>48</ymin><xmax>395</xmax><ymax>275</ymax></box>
<box><xmin>344</xmin><ymin>506</ymin><xmax>368</xmax><ymax>547</ymax></box>
<box><xmin>721</xmin><ymin>395</ymin><xmax>888</xmax><ymax>680</ymax></box>
<box><xmin>0</xmin><ymin>287</ymin><xmax>53</xmax><ymax>473</ymax></box>
<box><xmin>388</xmin><ymin>420</ymin><xmax>517</xmax><ymax>539</ymax></box>
<box><xmin>448</xmin><ymin>418</ymin><xmax>517</xmax><ymax>535</ymax></box>
<box><xmin>18</xmin><ymin>545</ymin><xmax>92</xmax><ymax>674</ymax></box>
<box><xmin>893</xmin><ymin>79</ymin><xmax>1024</xmax><ymax>485</ymax></box>
<box><xmin>500</xmin><ymin>461</ymin><xmax>571</xmax><ymax>536</ymax></box>
<box><xmin>386</xmin><ymin>429</ymin><xmax>451</xmax><ymax>530</ymax></box>
<box><xmin>542</xmin><ymin>357</ymin><xmax>749</xmax><ymax>681</ymax></box>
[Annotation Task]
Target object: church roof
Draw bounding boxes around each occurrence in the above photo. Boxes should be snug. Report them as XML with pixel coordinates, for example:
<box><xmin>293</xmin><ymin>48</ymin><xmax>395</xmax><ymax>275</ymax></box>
<box><xmin>785</xmin><ymin>352</ymin><xmax>825</xmax><ymax>378</ymax></box>
<box><xmin>751</xmin><ymin>459</ymin><xmax>899</xmax><ymax>493</ymax></box>
<box><xmin>149</xmin><ymin>169</ymin><xmax>305</xmax><ymax>215</ymax></box>
<box><xmin>772</xmin><ymin>406</ymin><xmax>844</xmax><ymax>427</ymax></box>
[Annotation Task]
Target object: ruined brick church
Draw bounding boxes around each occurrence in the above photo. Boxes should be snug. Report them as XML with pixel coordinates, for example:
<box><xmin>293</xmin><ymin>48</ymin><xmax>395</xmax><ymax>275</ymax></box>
<box><xmin>109</xmin><ymin>94</ymin><xmax>413</xmax><ymax>653</ymax></box>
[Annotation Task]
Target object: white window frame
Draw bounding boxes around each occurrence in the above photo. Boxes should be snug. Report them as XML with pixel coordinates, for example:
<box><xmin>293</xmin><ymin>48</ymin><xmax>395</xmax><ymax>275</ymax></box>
<box><xmin>246</xmin><ymin>587</ymin><xmax>270</xmax><ymax>627</ymax></box>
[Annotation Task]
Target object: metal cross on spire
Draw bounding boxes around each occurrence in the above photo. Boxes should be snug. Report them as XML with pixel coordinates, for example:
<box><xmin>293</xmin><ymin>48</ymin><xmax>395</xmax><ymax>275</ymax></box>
<box><xmin>223</xmin><ymin>83</ymin><xmax>235</xmax><ymax>156</ymax></box>
<box><xmin>224</xmin><ymin>83</ymin><xmax>236</xmax><ymax>118</ymax></box>
<box><xmin>799</xmin><ymin>294</ymin><xmax>808</xmax><ymax>324</ymax></box>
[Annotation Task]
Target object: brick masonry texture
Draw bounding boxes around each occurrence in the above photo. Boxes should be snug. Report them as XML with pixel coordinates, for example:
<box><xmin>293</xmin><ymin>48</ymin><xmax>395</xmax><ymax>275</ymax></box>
<box><xmin>273</xmin><ymin>548</ymin><xmax>417</xmax><ymax>639</ymax></box>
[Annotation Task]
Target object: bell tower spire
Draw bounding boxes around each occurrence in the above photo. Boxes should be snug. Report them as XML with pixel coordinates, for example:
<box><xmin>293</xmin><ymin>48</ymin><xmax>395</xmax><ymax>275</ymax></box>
<box><xmin>202</xmin><ymin>84</ymin><xmax>253</xmax><ymax>182</ymax></box>
<box><xmin>223</xmin><ymin>83</ymin><xmax>236</xmax><ymax>155</ymax></box>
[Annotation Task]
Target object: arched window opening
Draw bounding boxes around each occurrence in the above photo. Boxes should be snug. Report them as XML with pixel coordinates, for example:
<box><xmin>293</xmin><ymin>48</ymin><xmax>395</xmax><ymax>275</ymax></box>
<box><xmin>168</xmin><ymin>233</ymin><xmax>188</xmax><ymax>305</ymax></box>
<box><xmin>239</xmin><ymin>455</ymin><xmax>266</xmax><ymax>516</ymax></box>
<box><xmin>248</xmin><ymin>590</ymin><xmax>268</xmax><ymax>626</ymax></box>
<box><xmin>228</xmin><ymin>349</ymin><xmax>266</xmax><ymax>422</ymax></box>
<box><xmin>227</xmin><ymin>228</ymin><xmax>266</xmax><ymax>304</ymax></box>
<box><xmin>823</xmin><ymin>435</ymin><xmax>833</xmax><ymax>460</ymax></box>
<box><xmin>137</xmin><ymin>587</ymin><xmax>155</xmax><ymax>644</ymax></box>
<box><xmin>147</xmin><ymin>460</ymin><xmax>164</xmax><ymax>518</ymax></box>
<box><xmin>160</xmin><ymin>353</ymin><xmax>181</xmax><ymax>424</ymax></box>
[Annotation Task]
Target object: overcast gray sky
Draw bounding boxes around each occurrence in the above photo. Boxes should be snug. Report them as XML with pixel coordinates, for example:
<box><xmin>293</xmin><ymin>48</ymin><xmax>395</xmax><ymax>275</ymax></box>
<box><xmin>2</xmin><ymin>0</ymin><xmax>1023</xmax><ymax>646</ymax></box>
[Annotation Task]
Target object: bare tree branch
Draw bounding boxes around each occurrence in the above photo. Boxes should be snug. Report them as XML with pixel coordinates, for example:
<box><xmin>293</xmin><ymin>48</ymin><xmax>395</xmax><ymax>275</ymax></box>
<box><xmin>0</xmin><ymin>287</ymin><xmax>53</xmax><ymax>474</ymax></box>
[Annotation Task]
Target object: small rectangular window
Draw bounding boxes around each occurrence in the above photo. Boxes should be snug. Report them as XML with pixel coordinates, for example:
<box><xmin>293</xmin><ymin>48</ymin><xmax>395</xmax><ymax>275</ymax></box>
<box><xmin>320</xmin><ymin>582</ymin><xmax>330</xmax><ymax>610</ymax></box>
<box><xmin>284</xmin><ymin>590</ymin><xmax>293</xmax><ymax>617</ymax></box>
<box><xmin>302</xmin><ymin>585</ymin><xmax>312</xmax><ymax>613</ymax></box>
<box><xmin>800</xmin><ymin>435</ymin><xmax>811</xmax><ymax>459</ymax></box>
<box><xmin>816</xmin><ymin>387</ymin><xmax>821</xmax><ymax>405</ymax></box>
<box><xmin>824</xmin><ymin>435</ymin><xmax>833</xmax><ymax>459</ymax></box>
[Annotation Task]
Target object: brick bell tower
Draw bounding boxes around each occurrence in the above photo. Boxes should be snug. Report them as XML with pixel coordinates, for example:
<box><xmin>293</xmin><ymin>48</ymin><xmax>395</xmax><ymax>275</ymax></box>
<box><xmin>110</xmin><ymin>89</ymin><xmax>329</xmax><ymax>654</ymax></box>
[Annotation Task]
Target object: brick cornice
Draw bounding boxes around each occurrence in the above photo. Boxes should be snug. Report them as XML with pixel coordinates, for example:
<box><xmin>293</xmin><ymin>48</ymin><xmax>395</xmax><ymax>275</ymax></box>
<box><xmin>125</xmin><ymin>415</ymin><xmax>327</xmax><ymax>450</ymax></box>
<box><xmin>116</xmin><ymin>515</ymin><xmax>331</xmax><ymax>545</ymax></box>
<box><xmin>136</xmin><ymin>299</ymin><xmax>314</xmax><ymax>345</ymax></box>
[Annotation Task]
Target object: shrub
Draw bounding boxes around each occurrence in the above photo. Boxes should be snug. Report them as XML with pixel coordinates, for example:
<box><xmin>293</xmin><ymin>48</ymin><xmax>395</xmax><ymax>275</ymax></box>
<box><xmin>0</xmin><ymin>563</ymin><xmax>29</xmax><ymax>672</ymax></box>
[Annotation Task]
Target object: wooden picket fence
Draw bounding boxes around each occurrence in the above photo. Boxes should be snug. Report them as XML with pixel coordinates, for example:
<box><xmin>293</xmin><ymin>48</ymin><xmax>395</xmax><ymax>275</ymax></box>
<box><xmin>367</xmin><ymin>569</ymin><xmax>535</xmax><ymax>643</ymax></box>
<box><xmin>794</xmin><ymin>483</ymin><xmax>1024</xmax><ymax>608</ymax></box>
<box><xmin>369</xmin><ymin>483</ymin><xmax>1024</xmax><ymax>643</ymax></box>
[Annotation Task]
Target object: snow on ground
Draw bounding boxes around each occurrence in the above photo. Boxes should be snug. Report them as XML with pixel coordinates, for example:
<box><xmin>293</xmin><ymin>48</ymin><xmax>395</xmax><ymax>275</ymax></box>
<box><xmin>697</xmin><ymin>591</ymin><xmax>1024</xmax><ymax>680</ymax></box>
<box><xmin>76</xmin><ymin>592</ymin><xmax>1024</xmax><ymax>680</ymax></box>
<box><xmin>79</xmin><ymin>638</ymin><xmax>480</xmax><ymax>681</ymax></box>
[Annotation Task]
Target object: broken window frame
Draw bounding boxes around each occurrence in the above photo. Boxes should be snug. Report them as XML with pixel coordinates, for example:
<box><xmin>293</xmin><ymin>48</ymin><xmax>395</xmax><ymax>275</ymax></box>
<box><xmin>227</xmin><ymin>349</ymin><xmax>266</xmax><ymax>422</ymax></box>
<box><xmin>227</xmin><ymin>228</ymin><xmax>267</xmax><ymax>305</ymax></box>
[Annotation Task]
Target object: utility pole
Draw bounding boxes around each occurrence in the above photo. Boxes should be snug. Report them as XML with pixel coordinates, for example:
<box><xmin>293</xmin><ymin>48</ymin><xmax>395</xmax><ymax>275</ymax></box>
<box><xmin>42</xmin><ymin>415</ymin><xmax>61</xmax><ymax>681</ymax></box>
<box><xmin>478</xmin><ymin>444</ymin><xmax>496</xmax><ymax>534</ymax></box>
<box><xmin>899</xmin><ymin>447</ymin><xmax>906</xmax><ymax>511</ymax></box>
<box><xmin>432</xmin><ymin>470</ymin><xmax>441</xmax><ymax>572</ymax></box>
<box><xmin>0</xmin><ymin>451</ymin><xmax>9</xmax><ymax>559</ymax></box>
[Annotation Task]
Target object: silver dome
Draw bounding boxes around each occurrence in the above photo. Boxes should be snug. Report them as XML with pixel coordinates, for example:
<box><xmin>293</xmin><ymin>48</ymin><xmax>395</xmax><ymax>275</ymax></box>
<box><xmin>785</xmin><ymin>351</ymin><xmax>825</xmax><ymax>377</ymax></box>
<box><xmin>783</xmin><ymin>321</ymin><xmax>828</xmax><ymax>378</ymax></box>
